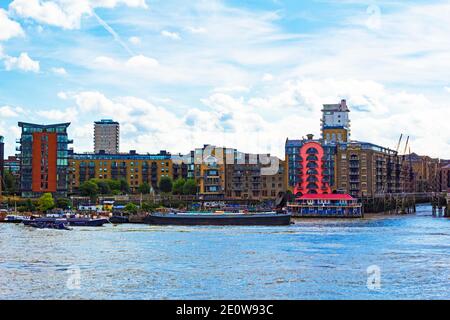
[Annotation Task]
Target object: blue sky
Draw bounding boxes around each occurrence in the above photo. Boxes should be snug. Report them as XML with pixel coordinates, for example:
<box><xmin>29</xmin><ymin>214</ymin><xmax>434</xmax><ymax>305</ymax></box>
<box><xmin>0</xmin><ymin>0</ymin><xmax>449</xmax><ymax>158</ymax></box>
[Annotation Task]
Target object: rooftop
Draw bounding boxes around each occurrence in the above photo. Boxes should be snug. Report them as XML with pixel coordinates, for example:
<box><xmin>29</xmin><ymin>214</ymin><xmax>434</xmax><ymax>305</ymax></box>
<box><xmin>298</xmin><ymin>194</ymin><xmax>356</xmax><ymax>201</ymax></box>
<box><xmin>95</xmin><ymin>119</ymin><xmax>119</xmax><ymax>125</ymax></box>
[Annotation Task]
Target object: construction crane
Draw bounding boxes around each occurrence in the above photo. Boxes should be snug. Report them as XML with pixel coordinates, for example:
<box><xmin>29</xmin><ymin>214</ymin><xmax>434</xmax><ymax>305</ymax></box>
<box><xmin>395</xmin><ymin>134</ymin><xmax>403</xmax><ymax>155</ymax></box>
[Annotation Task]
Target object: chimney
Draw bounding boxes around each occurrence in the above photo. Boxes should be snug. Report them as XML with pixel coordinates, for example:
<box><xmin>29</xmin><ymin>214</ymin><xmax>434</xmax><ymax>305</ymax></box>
<box><xmin>306</xmin><ymin>134</ymin><xmax>314</xmax><ymax>140</ymax></box>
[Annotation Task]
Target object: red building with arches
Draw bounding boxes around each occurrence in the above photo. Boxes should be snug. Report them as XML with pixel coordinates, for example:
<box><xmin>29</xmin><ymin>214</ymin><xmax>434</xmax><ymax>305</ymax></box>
<box><xmin>293</xmin><ymin>141</ymin><xmax>331</xmax><ymax>196</ymax></box>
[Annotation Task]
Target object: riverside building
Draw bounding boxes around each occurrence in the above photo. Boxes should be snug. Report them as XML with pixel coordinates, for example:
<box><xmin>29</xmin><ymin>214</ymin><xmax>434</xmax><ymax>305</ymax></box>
<box><xmin>68</xmin><ymin>150</ymin><xmax>172</xmax><ymax>193</ymax></box>
<box><xmin>17</xmin><ymin>122</ymin><xmax>72</xmax><ymax>197</ymax></box>
<box><xmin>286</xmin><ymin>100</ymin><xmax>406</xmax><ymax>198</ymax></box>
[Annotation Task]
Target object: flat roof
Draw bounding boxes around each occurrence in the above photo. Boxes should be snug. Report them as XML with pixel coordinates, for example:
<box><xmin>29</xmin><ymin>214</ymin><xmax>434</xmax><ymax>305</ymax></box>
<box><xmin>298</xmin><ymin>194</ymin><xmax>355</xmax><ymax>201</ymax></box>
<box><xmin>18</xmin><ymin>122</ymin><xmax>71</xmax><ymax>128</ymax></box>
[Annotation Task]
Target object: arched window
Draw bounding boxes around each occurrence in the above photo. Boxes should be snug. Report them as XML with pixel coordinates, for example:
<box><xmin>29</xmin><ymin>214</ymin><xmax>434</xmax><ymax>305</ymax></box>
<box><xmin>306</xmin><ymin>155</ymin><xmax>318</xmax><ymax>161</ymax></box>
<box><xmin>307</xmin><ymin>190</ymin><xmax>318</xmax><ymax>194</ymax></box>
<box><xmin>307</xmin><ymin>176</ymin><xmax>318</xmax><ymax>183</ymax></box>
<box><xmin>307</xmin><ymin>183</ymin><xmax>319</xmax><ymax>189</ymax></box>
<box><xmin>306</xmin><ymin>147</ymin><xmax>318</xmax><ymax>154</ymax></box>
<box><xmin>307</xmin><ymin>162</ymin><xmax>318</xmax><ymax>169</ymax></box>
<box><xmin>307</xmin><ymin>169</ymin><xmax>318</xmax><ymax>175</ymax></box>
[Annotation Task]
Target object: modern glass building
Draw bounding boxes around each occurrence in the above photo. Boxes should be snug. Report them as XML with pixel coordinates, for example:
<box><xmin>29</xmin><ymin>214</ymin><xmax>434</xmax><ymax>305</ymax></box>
<box><xmin>17</xmin><ymin>122</ymin><xmax>72</xmax><ymax>197</ymax></box>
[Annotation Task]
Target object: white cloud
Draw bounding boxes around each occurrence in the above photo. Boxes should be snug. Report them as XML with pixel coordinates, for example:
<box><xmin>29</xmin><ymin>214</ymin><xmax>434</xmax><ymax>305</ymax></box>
<box><xmin>161</xmin><ymin>30</ymin><xmax>181</xmax><ymax>40</ymax></box>
<box><xmin>262</xmin><ymin>73</ymin><xmax>274</xmax><ymax>81</ymax></box>
<box><xmin>0</xmin><ymin>8</ymin><xmax>24</xmax><ymax>41</ymax></box>
<box><xmin>186</xmin><ymin>26</ymin><xmax>207</xmax><ymax>34</ymax></box>
<box><xmin>51</xmin><ymin>67</ymin><xmax>67</xmax><ymax>75</ymax></box>
<box><xmin>213</xmin><ymin>86</ymin><xmax>250</xmax><ymax>94</ymax></box>
<box><xmin>0</xmin><ymin>105</ymin><xmax>24</xmax><ymax>118</ymax></box>
<box><xmin>125</xmin><ymin>54</ymin><xmax>159</xmax><ymax>69</ymax></box>
<box><xmin>8</xmin><ymin>0</ymin><xmax>148</xmax><ymax>30</ymax></box>
<box><xmin>128</xmin><ymin>36</ymin><xmax>141</xmax><ymax>45</ymax></box>
<box><xmin>94</xmin><ymin>55</ymin><xmax>120</xmax><ymax>68</ymax></box>
<box><xmin>4</xmin><ymin>52</ymin><xmax>40</xmax><ymax>73</ymax></box>
<box><xmin>57</xmin><ymin>91</ymin><xmax>68</xmax><ymax>100</ymax></box>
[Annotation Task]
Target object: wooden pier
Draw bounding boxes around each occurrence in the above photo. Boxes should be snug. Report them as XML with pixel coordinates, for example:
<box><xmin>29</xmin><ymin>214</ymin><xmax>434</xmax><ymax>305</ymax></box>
<box><xmin>362</xmin><ymin>192</ymin><xmax>448</xmax><ymax>215</ymax></box>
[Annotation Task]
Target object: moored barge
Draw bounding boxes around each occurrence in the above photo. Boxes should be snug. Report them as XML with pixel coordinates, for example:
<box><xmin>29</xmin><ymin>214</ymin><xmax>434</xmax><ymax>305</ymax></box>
<box><xmin>23</xmin><ymin>217</ymin><xmax>108</xmax><ymax>227</ymax></box>
<box><xmin>288</xmin><ymin>194</ymin><xmax>363</xmax><ymax>218</ymax></box>
<box><xmin>144</xmin><ymin>212</ymin><xmax>291</xmax><ymax>226</ymax></box>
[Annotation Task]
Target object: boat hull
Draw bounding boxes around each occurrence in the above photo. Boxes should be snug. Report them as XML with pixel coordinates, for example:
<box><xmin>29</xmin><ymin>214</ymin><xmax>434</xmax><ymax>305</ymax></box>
<box><xmin>144</xmin><ymin>213</ymin><xmax>291</xmax><ymax>226</ymax></box>
<box><xmin>109</xmin><ymin>216</ymin><xmax>129</xmax><ymax>224</ymax></box>
<box><xmin>23</xmin><ymin>218</ymin><xmax>108</xmax><ymax>227</ymax></box>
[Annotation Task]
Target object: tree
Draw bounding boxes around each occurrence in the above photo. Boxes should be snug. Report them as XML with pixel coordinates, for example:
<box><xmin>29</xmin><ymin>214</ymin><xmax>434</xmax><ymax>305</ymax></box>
<box><xmin>80</xmin><ymin>181</ymin><xmax>99</xmax><ymax>199</ymax></box>
<box><xmin>3</xmin><ymin>171</ymin><xmax>17</xmax><ymax>194</ymax></box>
<box><xmin>56</xmin><ymin>198</ymin><xmax>72</xmax><ymax>210</ymax></box>
<box><xmin>107</xmin><ymin>179</ymin><xmax>121</xmax><ymax>192</ymax></box>
<box><xmin>25</xmin><ymin>199</ymin><xmax>36</xmax><ymax>212</ymax></box>
<box><xmin>119</xmin><ymin>179</ymin><xmax>130</xmax><ymax>194</ymax></box>
<box><xmin>95</xmin><ymin>180</ymin><xmax>111</xmax><ymax>195</ymax></box>
<box><xmin>182</xmin><ymin>179</ymin><xmax>197</xmax><ymax>195</ymax></box>
<box><xmin>38</xmin><ymin>193</ymin><xmax>55</xmax><ymax>212</ymax></box>
<box><xmin>172</xmin><ymin>178</ymin><xmax>186</xmax><ymax>195</ymax></box>
<box><xmin>159</xmin><ymin>176</ymin><xmax>173</xmax><ymax>193</ymax></box>
<box><xmin>124</xmin><ymin>203</ymin><xmax>138</xmax><ymax>215</ymax></box>
<box><xmin>138</xmin><ymin>182</ymin><xmax>151</xmax><ymax>194</ymax></box>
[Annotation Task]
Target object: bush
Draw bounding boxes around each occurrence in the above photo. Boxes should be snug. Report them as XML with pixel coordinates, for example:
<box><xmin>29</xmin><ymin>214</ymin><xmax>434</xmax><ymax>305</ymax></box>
<box><xmin>124</xmin><ymin>203</ymin><xmax>138</xmax><ymax>214</ymax></box>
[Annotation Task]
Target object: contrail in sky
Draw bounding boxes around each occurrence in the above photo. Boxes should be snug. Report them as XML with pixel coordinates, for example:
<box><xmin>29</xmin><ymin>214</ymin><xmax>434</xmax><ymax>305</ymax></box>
<box><xmin>92</xmin><ymin>11</ymin><xmax>135</xmax><ymax>57</ymax></box>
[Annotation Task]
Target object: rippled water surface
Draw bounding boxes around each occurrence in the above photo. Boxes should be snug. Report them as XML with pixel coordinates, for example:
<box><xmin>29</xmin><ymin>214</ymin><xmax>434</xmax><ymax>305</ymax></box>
<box><xmin>1</xmin><ymin>205</ymin><xmax>449</xmax><ymax>299</ymax></box>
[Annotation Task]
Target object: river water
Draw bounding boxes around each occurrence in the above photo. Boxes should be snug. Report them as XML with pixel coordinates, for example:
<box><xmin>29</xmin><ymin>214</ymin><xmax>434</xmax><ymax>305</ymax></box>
<box><xmin>1</xmin><ymin>205</ymin><xmax>449</xmax><ymax>300</ymax></box>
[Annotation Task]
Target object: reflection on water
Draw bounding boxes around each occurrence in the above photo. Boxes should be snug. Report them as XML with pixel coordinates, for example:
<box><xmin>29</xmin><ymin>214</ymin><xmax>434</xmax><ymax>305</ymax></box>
<box><xmin>0</xmin><ymin>205</ymin><xmax>449</xmax><ymax>299</ymax></box>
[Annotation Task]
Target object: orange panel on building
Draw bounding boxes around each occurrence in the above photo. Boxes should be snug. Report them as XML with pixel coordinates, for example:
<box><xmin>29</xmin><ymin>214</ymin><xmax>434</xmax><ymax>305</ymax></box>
<box><xmin>32</xmin><ymin>132</ymin><xmax>57</xmax><ymax>193</ymax></box>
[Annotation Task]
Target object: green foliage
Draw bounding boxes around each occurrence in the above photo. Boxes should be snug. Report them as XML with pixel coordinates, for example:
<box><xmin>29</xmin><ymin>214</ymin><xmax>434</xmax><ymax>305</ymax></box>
<box><xmin>55</xmin><ymin>198</ymin><xmax>72</xmax><ymax>210</ymax></box>
<box><xmin>3</xmin><ymin>171</ymin><xmax>17</xmax><ymax>194</ymax></box>
<box><xmin>124</xmin><ymin>203</ymin><xmax>138</xmax><ymax>214</ymax></box>
<box><xmin>94</xmin><ymin>180</ymin><xmax>111</xmax><ymax>195</ymax></box>
<box><xmin>159</xmin><ymin>176</ymin><xmax>173</xmax><ymax>193</ymax></box>
<box><xmin>182</xmin><ymin>179</ymin><xmax>197</xmax><ymax>195</ymax></box>
<box><xmin>37</xmin><ymin>193</ymin><xmax>55</xmax><ymax>212</ymax></box>
<box><xmin>172</xmin><ymin>178</ymin><xmax>186</xmax><ymax>195</ymax></box>
<box><xmin>80</xmin><ymin>181</ymin><xmax>99</xmax><ymax>198</ymax></box>
<box><xmin>107</xmin><ymin>179</ymin><xmax>121</xmax><ymax>192</ymax></box>
<box><xmin>141</xmin><ymin>202</ymin><xmax>159</xmax><ymax>212</ymax></box>
<box><xmin>119</xmin><ymin>179</ymin><xmax>130</xmax><ymax>193</ymax></box>
<box><xmin>138</xmin><ymin>182</ymin><xmax>151</xmax><ymax>194</ymax></box>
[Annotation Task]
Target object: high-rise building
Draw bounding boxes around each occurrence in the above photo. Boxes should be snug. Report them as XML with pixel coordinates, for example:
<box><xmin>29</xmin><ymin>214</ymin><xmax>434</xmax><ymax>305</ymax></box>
<box><xmin>285</xmin><ymin>136</ymin><xmax>336</xmax><ymax>195</ymax></box>
<box><xmin>17</xmin><ymin>122</ymin><xmax>72</xmax><ymax>197</ymax></box>
<box><xmin>94</xmin><ymin>119</ymin><xmax>119</xmax><ymax>154</ymax></box>
<box><xmin>321</xmin><ymin>99</ymin><xmax>351</xmax><ymax>143</ymax></box>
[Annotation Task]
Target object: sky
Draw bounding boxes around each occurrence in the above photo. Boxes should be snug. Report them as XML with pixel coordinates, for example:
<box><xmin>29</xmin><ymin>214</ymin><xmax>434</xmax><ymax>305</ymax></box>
<box><xmin>0</xmin><ymin>0</ymin><xmax>449</xmax><ymax>159</ymax></box>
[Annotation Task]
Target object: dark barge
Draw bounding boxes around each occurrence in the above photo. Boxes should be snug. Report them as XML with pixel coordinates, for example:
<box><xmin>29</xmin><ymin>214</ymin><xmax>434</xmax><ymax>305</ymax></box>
<box><xmin>144</xmin><ymin>212</ymin><xmax>291</xmax><ymax>226</ymax></box>
<box><xmin>23</xmin><ymin>217</ymin><xmax>108</xmax><ymax>227</ymax></box>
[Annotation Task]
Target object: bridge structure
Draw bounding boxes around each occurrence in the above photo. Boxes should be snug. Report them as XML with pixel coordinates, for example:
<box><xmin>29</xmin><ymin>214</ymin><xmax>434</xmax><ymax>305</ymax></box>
<box><xmin>361</xmin><ymin>192</ymin><xmax>449</xmax><ymax>216</ymax></box>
